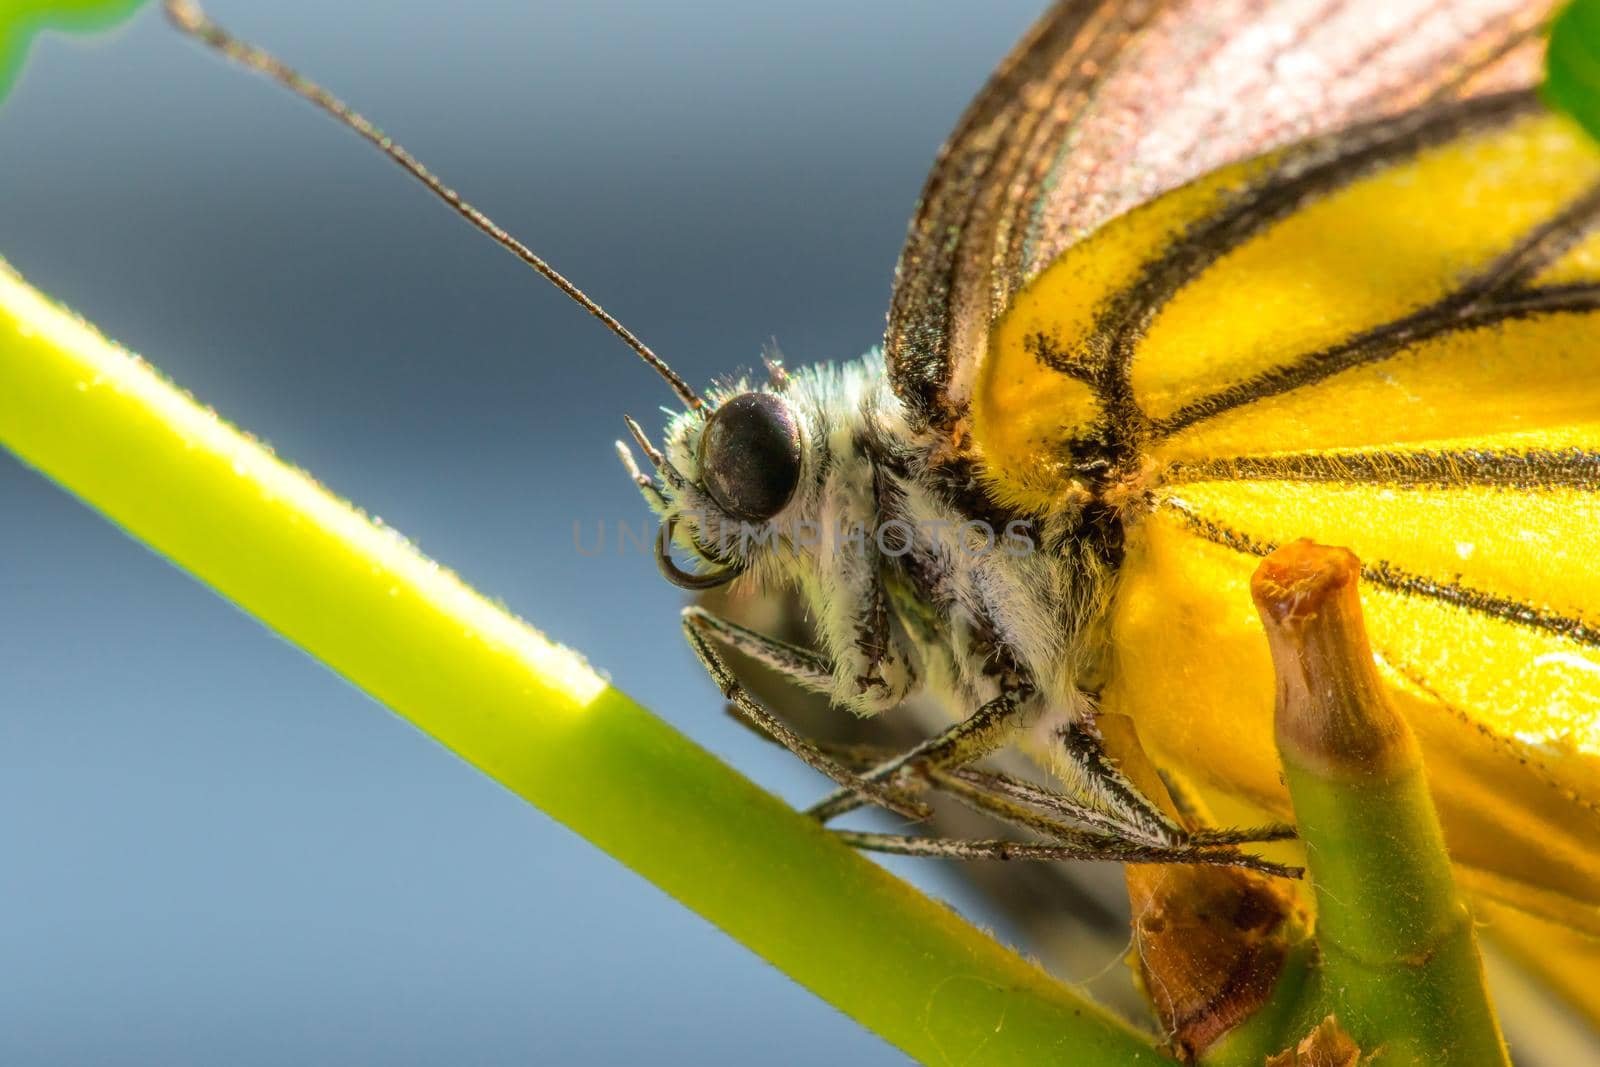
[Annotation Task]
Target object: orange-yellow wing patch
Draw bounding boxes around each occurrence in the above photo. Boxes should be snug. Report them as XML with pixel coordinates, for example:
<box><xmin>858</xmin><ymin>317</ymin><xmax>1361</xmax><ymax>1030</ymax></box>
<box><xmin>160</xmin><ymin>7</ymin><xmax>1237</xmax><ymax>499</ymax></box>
<box><xmin>981</xmin><ymin>98</ymin><xmax>1600</xmax><ymax>932</ymax></box>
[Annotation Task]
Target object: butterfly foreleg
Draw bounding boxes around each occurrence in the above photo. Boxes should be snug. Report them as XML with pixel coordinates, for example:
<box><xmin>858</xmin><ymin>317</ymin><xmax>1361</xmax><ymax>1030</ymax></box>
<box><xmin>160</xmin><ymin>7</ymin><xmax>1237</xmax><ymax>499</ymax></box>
<box><xmin>680</xmin><ymin>607</ymin><xmax>930</xmax><ymax>820</ymax></box>
<box><xmin>804</xmin><ymin>685</ymin><xmax>1035</xmax><ymax>823</ymax></box>
<box><xmin>1054</xmin><ymin>719</ymin><xmax>1296</xmax><ymax>849</ymax></box>
<box><xmin>1054</xmin><ymin>719</ymin><xmax>1190</xmax><ymax>847</ymax></box>
<box><xmin>681</xmin><ymin>605</ymin><xmax>835</xmax><ymax>691</ymax></box>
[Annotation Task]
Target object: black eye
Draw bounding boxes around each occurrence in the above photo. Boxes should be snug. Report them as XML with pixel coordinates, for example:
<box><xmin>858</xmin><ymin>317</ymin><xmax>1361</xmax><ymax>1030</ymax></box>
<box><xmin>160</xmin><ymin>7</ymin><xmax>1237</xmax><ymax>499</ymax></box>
<box><xmin>697</xmin><ymin>392</ymin><xmax>802</xmax><ymax>521</ymax></box>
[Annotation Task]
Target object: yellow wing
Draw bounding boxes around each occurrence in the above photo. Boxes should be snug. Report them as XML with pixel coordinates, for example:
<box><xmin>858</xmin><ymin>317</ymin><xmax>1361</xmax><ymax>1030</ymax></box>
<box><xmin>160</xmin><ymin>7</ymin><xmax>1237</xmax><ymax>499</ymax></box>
<box><xmin>981</xmin><ymin>93</ymin><xmax>1600</xmax><ymax>933</ymax></box>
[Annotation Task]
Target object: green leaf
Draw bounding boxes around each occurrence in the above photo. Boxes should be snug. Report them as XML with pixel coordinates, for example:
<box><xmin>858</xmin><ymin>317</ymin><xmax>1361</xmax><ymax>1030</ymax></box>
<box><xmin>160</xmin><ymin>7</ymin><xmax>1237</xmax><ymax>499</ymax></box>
<box><xmin>0</xmin><ymin>0</ymin><xmax>148</xmax><ymax>105</ymax></box>
<box><xmin>1545</xmin><ymin>0</ymin><xmax>1600</xmax><ymax>144</ymax></box>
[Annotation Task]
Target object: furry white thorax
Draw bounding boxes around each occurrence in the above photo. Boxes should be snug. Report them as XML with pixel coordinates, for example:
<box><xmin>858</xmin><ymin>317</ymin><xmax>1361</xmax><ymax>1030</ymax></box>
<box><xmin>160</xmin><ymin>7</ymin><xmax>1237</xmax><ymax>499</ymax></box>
<box><xmin>651</xmin><ymin>350</ymin><xmax>1111</xmax><ymax>725</ymax></box>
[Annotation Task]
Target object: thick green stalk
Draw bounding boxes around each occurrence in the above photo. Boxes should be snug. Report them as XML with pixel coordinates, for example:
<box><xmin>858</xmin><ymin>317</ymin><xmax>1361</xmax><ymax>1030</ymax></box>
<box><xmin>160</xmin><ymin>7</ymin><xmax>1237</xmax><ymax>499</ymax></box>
<box><xmin>0</xmin><ymin>262</ymin><xmax>1164</xmax><ymax>1065</ymax></box>
<box><xmin>1282</xmin><ymin>772</ymin><xmax>1502</xmax><ymax>1065</ymax></box>
<box><xmin>1213</xmin><ymin>541</ymin><xmax>1509</xmax><ymax>1067</ymax></box>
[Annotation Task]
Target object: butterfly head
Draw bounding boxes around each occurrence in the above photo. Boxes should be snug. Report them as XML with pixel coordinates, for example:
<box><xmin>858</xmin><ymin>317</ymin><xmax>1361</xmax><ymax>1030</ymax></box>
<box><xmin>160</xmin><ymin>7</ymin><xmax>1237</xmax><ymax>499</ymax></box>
<box><xmin>619</xmin><ymin>378</ymin><xmax>811</xmax><ymax>591</ymax></box>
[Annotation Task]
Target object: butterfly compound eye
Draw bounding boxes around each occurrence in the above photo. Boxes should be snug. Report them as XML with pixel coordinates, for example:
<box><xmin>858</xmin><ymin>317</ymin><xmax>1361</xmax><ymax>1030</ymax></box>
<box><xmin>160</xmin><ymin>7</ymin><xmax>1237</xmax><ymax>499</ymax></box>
<box><xmin>697</xmin><ymin>393</ymin><xmax>802</xmax><ymax>522</ymax></box>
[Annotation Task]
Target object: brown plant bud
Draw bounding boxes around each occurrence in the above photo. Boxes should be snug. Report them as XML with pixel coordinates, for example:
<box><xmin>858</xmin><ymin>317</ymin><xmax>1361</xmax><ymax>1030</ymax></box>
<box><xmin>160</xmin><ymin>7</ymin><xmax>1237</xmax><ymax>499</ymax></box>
<box><xmin>1102</xmin><ymin>714</ymin><xmax>1299</xmax><ymax>1060</ymax></box>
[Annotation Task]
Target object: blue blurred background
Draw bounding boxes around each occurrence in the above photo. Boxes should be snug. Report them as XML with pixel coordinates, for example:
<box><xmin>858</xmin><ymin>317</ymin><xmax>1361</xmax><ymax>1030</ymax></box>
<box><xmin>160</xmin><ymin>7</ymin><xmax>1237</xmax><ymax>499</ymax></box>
<box><xmin>0</xmin><ymin>2</ymin><xmax>1054</xmax><ymax>1063</ymax></box>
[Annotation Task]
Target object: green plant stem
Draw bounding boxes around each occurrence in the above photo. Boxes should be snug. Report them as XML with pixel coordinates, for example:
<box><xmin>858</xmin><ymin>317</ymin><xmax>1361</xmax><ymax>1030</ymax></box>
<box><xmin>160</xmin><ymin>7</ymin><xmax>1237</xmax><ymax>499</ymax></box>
<box><xmin>1208</xmin><ymin>541</ymin><xmax>1509</xmax><ymax>1066</ymax></box>
<box><xmin>0</xmin><ymin>262</ymin><xmax>1165</xmax><ymax>1064</ymax></box>
<box><xmin>1283</xmin><ymin>767</ymin><xmax>1504</xmax><ymax>1065</ymax></box>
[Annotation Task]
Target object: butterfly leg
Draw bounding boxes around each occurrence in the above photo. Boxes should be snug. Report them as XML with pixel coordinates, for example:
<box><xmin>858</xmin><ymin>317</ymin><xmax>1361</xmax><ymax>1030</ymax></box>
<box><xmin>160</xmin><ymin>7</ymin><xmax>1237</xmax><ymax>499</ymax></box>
<box><xmin>685</xmin><ymin>600</ymin><xmax>1007</xmax><ymax>827</ymax></box>
<box><xmin>681</xmin><ymin>608</ymin><xmax>930</xmax><ymax>820</ymax></box>
<box><xmin>851</xmin><ymin>763</ymin><xmax>1298</xmax><ymax>875</ymax></box>
<box><xmin>804</xmin><ymin>686</ymin><xmax>1033</xmax><ymax>822</ymax></box>
<box><xmin>1054</xmin><ymin>719</ymin><xmax>1296</xmax><ymax>848</ymax></box>
<box><xmin>682</xmin><ymin>605</ymin><xmax>835</xmax><ymax>692</ymax></box>
<box><xmin>682</xmin><ymin>608</ymin><xmax>1286</xmax><ymax>853</ymax></box>
<box><xmin>688</xmin><ymin>619</ymin><xmax>1297</xmax><ymax>868</ymax></box>
<box><xmin>1054</xmin><ymin>719</ymin><xmax>1189</xmax><ymax>847</ymax></box>
<box><xmin>1149</xmin><ymin>768</ymin><xmax>1292</xmax><ymax>844</ymax></box>
<box><xmin>832</xmin><ymin>828</ymin><xmax>1299</xmax><ymax>878</ymax></box>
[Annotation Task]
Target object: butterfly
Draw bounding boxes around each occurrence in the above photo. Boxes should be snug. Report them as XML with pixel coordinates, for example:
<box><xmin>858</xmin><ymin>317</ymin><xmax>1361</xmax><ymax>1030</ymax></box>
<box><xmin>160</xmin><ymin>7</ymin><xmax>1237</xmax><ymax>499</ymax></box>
<box><xmin>167</xmin><ymin>0</ymin><xmax>1600</xmax><ymax>933</ymax></box>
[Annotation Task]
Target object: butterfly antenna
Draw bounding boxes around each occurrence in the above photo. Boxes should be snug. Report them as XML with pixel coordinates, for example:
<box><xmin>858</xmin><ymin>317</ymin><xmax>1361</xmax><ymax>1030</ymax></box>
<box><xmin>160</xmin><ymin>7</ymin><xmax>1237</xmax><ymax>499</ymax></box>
<box><xmin>163</xmin><ymin>0</ymin><xmax>704</xmax><ymax>411</ymax></box>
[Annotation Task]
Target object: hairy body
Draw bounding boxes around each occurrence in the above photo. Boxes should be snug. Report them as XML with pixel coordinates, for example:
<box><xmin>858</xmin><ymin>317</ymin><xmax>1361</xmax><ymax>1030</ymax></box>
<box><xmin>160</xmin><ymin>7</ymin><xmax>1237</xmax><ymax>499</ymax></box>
<box><xmin>661</xmin><ymin>355</ymin><xmax>1115</xmax><ymax>720</ymax></box>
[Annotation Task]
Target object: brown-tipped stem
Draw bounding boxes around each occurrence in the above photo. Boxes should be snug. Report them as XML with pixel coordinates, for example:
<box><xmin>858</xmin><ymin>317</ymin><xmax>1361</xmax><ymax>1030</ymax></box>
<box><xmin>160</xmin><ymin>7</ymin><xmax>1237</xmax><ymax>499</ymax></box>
<box><xmin>1098</xmin><ymin>714</ymin><xmax>1306</xmax><ymax>1060</ymax></box>
<box><xmin>1208</xmin><ymin>539</ymin><xmax>1510</xmax><ymax>1067</ymax></box>
<box><xmin>1252</xmin><ymin>541</ymin><xmax>1411</xmax><ymax>780</ymax></box>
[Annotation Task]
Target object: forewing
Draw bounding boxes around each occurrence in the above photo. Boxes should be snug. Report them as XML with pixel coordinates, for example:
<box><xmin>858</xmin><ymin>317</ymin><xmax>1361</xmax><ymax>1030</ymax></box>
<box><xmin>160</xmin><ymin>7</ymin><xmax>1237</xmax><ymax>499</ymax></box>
<box><xmin>1065</xmin><ymin>104</ymin><xmax>1600</xmax><ymax>932</ymax></box>
<box><xmin>886</xmin><ymin>0</ymin><xmax>1550</xmax><ymax>435</ymax></box>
